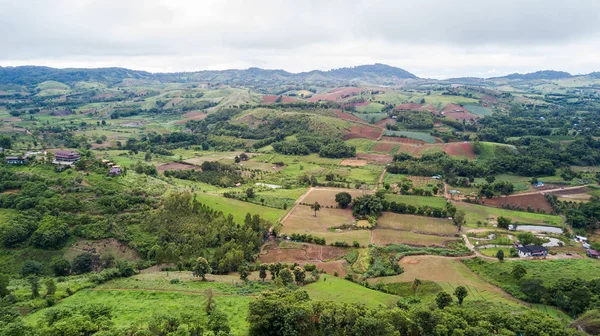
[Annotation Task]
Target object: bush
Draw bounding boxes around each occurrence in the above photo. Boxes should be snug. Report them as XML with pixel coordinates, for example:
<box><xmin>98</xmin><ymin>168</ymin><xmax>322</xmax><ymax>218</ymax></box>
<box><xmin>72</xmin><ymin>253</ymin><xmax>93</xmax><ymax>274</ymax></box>
<box><xmin>50</xmin><ymin>257</ymin><xmax>71</xmax><ymax>276</ymax></box>
<box><xmin>21</xmin><ymin>260</ymin><xmax>44</xmax><ymax>277</ymax></box>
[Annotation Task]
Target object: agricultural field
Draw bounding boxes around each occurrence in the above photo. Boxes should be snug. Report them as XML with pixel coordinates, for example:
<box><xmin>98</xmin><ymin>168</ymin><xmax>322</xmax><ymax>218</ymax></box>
<box><xmin>377</xmin><ymin>213</ymin><xmax>458</xmax><ymax>236</ymax></box>
<box><xmin>367</xmin><ymin>256</ymin><xmax>522</xmax><ymax>307</ymax></box>
<box><xmin>385</xmin><ymin>194</ymin><xmax>449</xmax><ymax>208</ymax></box>
<box><xmin>454</xmin><ymin>201</ymin><xmax>564</xmax><ymax>227</ymax></box>
<box><xmin>383</xmin><ymin>130</ymin><xmax>437</xmax><ymax>143</ymax></box>
<box><xmin>464</xmin><ymin>105</ymin><xmax>492</xmax><ymax>116</ymax></box>
<box><xmin>301</xmin><ymin>188</ymin><xmax>373</xmax><ymax>207</ymax></box>
<box><xmin>481</xmin><ymin>193</ymin><xmax>554</xmax><ymax>213</ymax></box>
<box><xmin>2</xmin><ymin>64</ymin><xmax>600</xmax><ymax>335</ymax></box>
<box><xmin>370</xmin><ymin>229</ymin><xmax>455</xmax><ymax>247</ymax></box>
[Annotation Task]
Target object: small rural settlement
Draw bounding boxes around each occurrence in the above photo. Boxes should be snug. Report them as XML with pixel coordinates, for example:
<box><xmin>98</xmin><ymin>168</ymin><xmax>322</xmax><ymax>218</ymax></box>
<box><xmin>1</xmin><ymin>1</ymin><xmax>600</xmax><ymax>335</ymax></box>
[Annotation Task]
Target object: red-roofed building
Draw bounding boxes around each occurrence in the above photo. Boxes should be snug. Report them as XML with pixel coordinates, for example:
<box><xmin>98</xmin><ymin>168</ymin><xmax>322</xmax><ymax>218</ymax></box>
<box><xmin>587</xmin><ymin>249</ymin><xmax>600</xmax><ymax>259</ymax></box>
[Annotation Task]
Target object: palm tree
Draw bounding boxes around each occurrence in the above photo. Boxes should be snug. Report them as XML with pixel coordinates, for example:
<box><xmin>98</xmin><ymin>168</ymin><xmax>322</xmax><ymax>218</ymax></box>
<box><xmin>411</xmin><ymin>278</ymin><xmax>422</xmax><ymax>296</ymax></box>
<box><xmin>310</xmin><ymin>202</ymin><xmax>321</xmax><ymax>217</ymax></box>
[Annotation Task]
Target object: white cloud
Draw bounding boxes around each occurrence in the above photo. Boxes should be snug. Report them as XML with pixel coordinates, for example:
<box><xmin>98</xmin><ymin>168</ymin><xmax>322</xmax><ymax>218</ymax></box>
<box><xmin>0</xmin><ymin>0</ymin><xmax>599</xmax><ymax>78</ymax></box>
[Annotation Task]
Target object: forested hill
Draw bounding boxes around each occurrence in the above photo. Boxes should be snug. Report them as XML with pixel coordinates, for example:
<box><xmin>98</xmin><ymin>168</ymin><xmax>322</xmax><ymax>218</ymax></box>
<box><xmin>0</xmin><ymin>64</ymin><xmax>417</xmax><ymax>86</ymax></box>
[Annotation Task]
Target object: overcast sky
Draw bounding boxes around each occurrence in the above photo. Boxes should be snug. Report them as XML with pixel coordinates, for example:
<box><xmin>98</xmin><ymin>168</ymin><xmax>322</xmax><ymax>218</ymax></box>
<box><xmin>1</xmin><ymin>0</ymin><xmax>599</xmax><ymax>79</ymax></box>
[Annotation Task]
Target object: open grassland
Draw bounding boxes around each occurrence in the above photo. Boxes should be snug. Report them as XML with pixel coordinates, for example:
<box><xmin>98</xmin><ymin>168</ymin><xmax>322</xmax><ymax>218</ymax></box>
<box><xmin>368</xmin><ymin>256</ymin><xmax>521</xmax><ymax>307</ymax></box>
<box><xmin>371</xmin><ymin>229</ymin><xmax>456</xmax><ymax>246</ymax></box>
<box><xmin>344</xmin><ymin>138</ymin><xmax>375</xmax><ymax>152</ymax></box>
<box><xmin>476</xmin><ymin>142</ymin><xmax>517</xmax><ymax>161</ymax></box>
<box><xmin>454</xmin><ymin>201</ymin><xmax>564</xmax><ymax>227</ymax></box>
<box><xmin>385</xmin><ymin>194</ymin><xmax>448</xmax><ymax>208</ymax></box>
<box><xmin>377</xmin><ymin>213</ymin><xmax>458</xmax><ymax>236</ymax></box>
<box><xmin>465</xmin><ymin>259</ymin><xmax>600</xmax><ymax>286</ymax></box>
<box><xmin>23</xmin><ymin>280</ymin><xmax>263</xmax><ymax>335</ymax></box>
<box><xmin>194</xmin><ymin>193</ymin><xmax>285</xmax><ymax>224</ymax></box>
<box><xmin>304</xmin><ymin>276</ymin><xmax>398</xmax><ymax>308</ymax></box>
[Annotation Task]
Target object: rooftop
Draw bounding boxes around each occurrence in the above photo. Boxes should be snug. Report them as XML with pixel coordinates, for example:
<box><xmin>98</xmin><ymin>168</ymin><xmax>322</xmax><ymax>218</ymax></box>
<box><xmin>518</xmin><ymin>245</ymin><xmax>548</xmax><ymax>254</ymax></box>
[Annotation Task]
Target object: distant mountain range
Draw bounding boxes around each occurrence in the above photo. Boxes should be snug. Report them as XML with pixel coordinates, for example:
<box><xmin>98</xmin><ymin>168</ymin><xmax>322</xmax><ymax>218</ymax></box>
<box><xmin>0</xmin><ymin>63</ymin><xmax>597</xmax><ymax>87</ymax></box>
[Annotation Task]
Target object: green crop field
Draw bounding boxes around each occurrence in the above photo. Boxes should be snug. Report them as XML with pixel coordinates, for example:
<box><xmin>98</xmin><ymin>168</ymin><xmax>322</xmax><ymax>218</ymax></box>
<box><xmin>356</xmin><ymin>102</ymin><xmax>386</xmax><ymax>113</ymax></box>
<box><xmin>465</xmin><ymin>105</ymin><xmax>492</xmax><ymax>116</ymax></box>
<box><xmin>383</xmin><ymin>130</ymin><xmax>437</xmax><ymax>143</ymax></box>
<box><xmin>351</xmin><ymin>112</ymin><xmax>388</xmax><ymax>123</ymax></box>
<box><xmin>344</xmin><ymin>138</ymin><xmax>375</xmax><ymax>152</ymax></box>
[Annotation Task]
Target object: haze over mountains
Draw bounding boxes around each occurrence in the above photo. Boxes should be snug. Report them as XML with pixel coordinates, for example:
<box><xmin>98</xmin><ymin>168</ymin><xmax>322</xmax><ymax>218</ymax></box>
<box><xmin>0</xmin><ymin>63</ymin><xmax>597</xmax><ymax>86</ymax></box>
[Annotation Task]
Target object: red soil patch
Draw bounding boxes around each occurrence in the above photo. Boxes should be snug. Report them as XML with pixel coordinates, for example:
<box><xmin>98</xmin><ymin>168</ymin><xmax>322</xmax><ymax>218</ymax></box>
<box><xmin>92</xmin><ymin>93</ymin><xmax>116</xmax><ymax>100</ymax></box>
<box><xmin>373</xmin><ymin>142</ymin><xmax>397</xmax><ymax>153</ymax></box>
<box><xmin>356</xmin><ymin>153</ymin><xmax>393</xmax><ymax>164</ymax></box>
<box><xmin>157</xmin><ymin>162</ymin><xmax>202</xmax><ymax>173</ymax></box>
<box><xmin>381</xmin><ymin>136</ymin><xmax>426</xmax><ymax>144</ymax></box>
<box><xmin>374</xmin><ymin>118</ymin><xmax>396</xmax><ymax>128</ymax></box>
<box><xmin>548</xmin><ymin>187</ymin><xmax>588</xmax><ymax>196</ymax></box>
<box><xmin>481</xmin><ymin>194</ymin><xmax>553</xmax><ymax>213</ymax></box>
<box><xmin>176</xmin><ymin>111</ymin><xmax>207</xmax><ymax>125</ymax></box>
<box><xmin>309</xmin><ymin>87</ymin><xmax>363</xmax><ymax>102</ymax></box>
<box><xmin>344</xmin><ymin>125</ymin><xmax>383</xmax><ymax>141</ymax></box>
<box><xmin>341</xmin><ymin>102</ymin><xmax>369</xmax><ymax>109</ymax></box>
<box><xmin>259</xmin><ymin>243</ymin><xmax>348</xmax><ymax>263</ymax></box>
<box><xmin>443</xmin><ymin>142</ymin><xmax>475</xmax><ymax>159</ymax></box>
<box><xmin>334</xmin><ymin>109</ymin><xmax>364</xmax><ymax>123</ymax></box>
<box><xmin>481</xmin><ymin>95</ymin><xmax>498</xmax><ymax>103</ymax></box>
<box><xmin>395</xmin><ymin>103</ymin><xmax>439</xmax><ymax>113</ymax></box>
<box><xmin>263</xmin><ymin>95</ymin><xmax>301</xmax><ymax>104</ymax></box>
<box><xmin>441</xmin><ymin>104</ymin><xmax>480</xmax><ymax>121</ymax></box>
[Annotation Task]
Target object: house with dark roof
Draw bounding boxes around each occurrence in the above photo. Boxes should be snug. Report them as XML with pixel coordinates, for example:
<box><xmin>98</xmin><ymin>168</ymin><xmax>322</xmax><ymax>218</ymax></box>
<box><xmin>6</xmin><ymin>156</ymin><xmax>26</xmax><ymax>164</ymax></box>
<box><xmin>518</xmin><ymin>245</ymin><xmax>548</xmax><ymax>258</ymax></box>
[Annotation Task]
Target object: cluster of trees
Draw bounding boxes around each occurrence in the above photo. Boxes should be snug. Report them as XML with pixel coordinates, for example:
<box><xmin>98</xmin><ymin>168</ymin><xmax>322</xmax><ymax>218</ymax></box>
<box><xmin>164</xmin><ymin>161</ymin><xmax>244</xmax><ymax>187</ymax></box>
<box><xmin>247</xmin><ymin>289</ymin><xmax>581</xmax><ymax>336</ymax></box>
<box><xmin>143</xmin><ymin>192</ymin><xmax>271</xmax><ymax>274</ymax></box>
<box><xmin>272</xmin><ymin>136</ymin><xmax>356</xmax><ymax>158</ymax></box>
<box><xmin>287</xmin><ymin>233</ymin><xmax>326</xmax><ymax>245</ymax></box>
<box><xmin>389</xmin><ymin>152</ymin><xmax>485</xmax><ymax>178</ymax></box>
<box><xmin>546</xmin><ymin>194</ymin><xmax>600</xmax><ymax>232</ymax></box>
<box><xmin>518</xmin><ymin>277</ymin><xmax>600</xmax><ymax>317</ymax></box>
<box><xmin>478</xmin><ymin>180</ymin><xmax>515</xmax><ymax>198</ymax></box>
<box><xmin>387</xmin><ymin>201</ymin><xmax>455</xmax><ymax>219</ymax></box>
<box><xmin>389</xmin><ymin>110</ymin><xmax>434</xmax><ymax>129</ymax></box>
<box><xmin>349</xmin><ymin>190</ymin><xmax>457</xmax><ymax>221</ymax></box>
